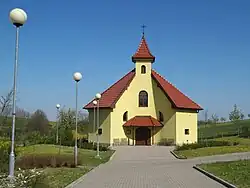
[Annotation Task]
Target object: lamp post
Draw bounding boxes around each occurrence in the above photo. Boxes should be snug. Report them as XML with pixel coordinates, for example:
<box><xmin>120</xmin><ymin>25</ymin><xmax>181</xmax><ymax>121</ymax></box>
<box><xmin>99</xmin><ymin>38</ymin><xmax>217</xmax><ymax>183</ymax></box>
<box><xmin>73</xmin><ymin>72</ymin><xmax>82</xmax><ymax>167</ymax></box>
<box><xmin>8</xmin><ymin>8</ymin><xmax>27</xmax><ymax>179</ymax></box>
<box><xmin>92</xmin><ymin>100</ymin><xmax>97</xmax><ymax>145</ymax></box>
<box><xmin>95</xmin><ymin>93</ymin><xmax>101</xmax><ymax>158</ymax></box>
<box><xmin>56</xmin><ymin>104</ymin><xmax>60</xmax><ymax>144</ymax></box>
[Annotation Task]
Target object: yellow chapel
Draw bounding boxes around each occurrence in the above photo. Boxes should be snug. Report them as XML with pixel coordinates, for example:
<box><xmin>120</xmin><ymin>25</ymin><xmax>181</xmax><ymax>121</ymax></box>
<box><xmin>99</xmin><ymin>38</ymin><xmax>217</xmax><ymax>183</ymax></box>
<box><xmin>83</xmin><ymin>34</ymin><xmax>203</xmax><ymax>146</ymax></box>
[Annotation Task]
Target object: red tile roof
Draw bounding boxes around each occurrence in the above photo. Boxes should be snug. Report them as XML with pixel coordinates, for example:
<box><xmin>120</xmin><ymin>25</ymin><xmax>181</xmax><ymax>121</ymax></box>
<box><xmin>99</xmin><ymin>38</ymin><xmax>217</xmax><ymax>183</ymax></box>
<box><xmin>151</xmin><ymin>70</ymin><xmax>203</xmax><ymax>110</ymax></box>
<box><xmin>83</xmin><ymin>69</ymin><xmax>202</xmax><ymax>110</ymax></box>
<box><xmin>132</xmin><ymin>36</ymin><xmax>155</xmax><ymax>63</ymax></box>
<box><xmin>84</xmin><ymin>69</ymin><xmax>135</xmax><ymax>109</ymax></box>
<box><xmin>123</xmin><ymin>116</ymin><xmax>162</xmax><ymax>127</ymax></box>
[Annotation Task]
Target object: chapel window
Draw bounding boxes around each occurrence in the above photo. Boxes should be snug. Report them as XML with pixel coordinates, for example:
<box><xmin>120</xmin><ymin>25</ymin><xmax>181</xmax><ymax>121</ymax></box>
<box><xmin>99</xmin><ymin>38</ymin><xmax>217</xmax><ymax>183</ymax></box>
<box><xmin>123</xmin><ymin>111</ymin><xmax>128</xmax><ymax>121</ymax></box>
<box><xmin>141</xmin><ymin>65</ymin><xmax>146</xmax><ymax>74</ymax></box>
<box><xmin>139</xmin><ymin>91</ymin><xmax>148</xmax><ymax>107</ymax></box>
<box><xmin>159</xmin><ymin>111</ymin><xmax>164</xmax><ymax>122</ymax></box>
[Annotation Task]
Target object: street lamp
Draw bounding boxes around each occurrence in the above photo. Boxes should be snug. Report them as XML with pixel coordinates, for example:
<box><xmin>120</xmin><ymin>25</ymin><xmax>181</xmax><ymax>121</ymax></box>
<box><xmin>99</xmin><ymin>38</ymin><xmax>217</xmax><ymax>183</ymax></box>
<box><xmin>73</xmin><ymin>72</ymin><xmax>82</xmax><ymax>167</ymax></box>
<box><xmin>56</xmin><ymin>104</ymin><xmax>60</xmax><ymax>144</ymax></box>
<box><xmin>9</xmin><ymin>8</ymin><xmax>27</xmax><ymax>179</ymax></box>
<box><xmin>92</xmin><ymin>100</ymin><xmax>97</xmax><ymax>145</ymax></box>
<box><xmin>95</xmin><ymin>93</ymin><xmax>101</xmax><ymax>158</ymax></box>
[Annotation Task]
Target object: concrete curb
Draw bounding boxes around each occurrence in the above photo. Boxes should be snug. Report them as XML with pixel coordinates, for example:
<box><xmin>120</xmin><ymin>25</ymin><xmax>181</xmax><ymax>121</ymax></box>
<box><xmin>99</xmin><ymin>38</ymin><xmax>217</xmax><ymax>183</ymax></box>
<box><xmin>193</xmin><ymin>165</ymin><xmax>237</xmax><ymax>188</ymax></box>
<box><xmin>109</xmin><ymin>150</ymin><xmax>116</xmax><ymax>161</ymax></box>
<box><xmin>170</xmin><ymin>150</ymin><xmax>187</xmax><ymax>159</ymax></box>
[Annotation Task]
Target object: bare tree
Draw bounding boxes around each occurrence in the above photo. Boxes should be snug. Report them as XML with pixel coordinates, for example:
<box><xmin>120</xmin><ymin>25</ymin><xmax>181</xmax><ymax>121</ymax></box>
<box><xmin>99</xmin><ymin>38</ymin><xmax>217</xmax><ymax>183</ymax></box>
<box><xmin>0</xmin><ymin>90</ymin><xmax>13</xmax><ymax>116</ymax></box>
<box><xmin>211</xmin><ymin>113</ymin><xmax>219</xmax><ymax>124</ymax></box>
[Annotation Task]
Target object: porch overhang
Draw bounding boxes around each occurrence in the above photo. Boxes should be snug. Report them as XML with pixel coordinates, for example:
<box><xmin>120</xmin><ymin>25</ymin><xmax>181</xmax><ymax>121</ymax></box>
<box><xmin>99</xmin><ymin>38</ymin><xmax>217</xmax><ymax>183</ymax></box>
<box><xmin>123</xmin><ymin>116</ymin><xmax>162</xmax><ymax>127</ymax></box>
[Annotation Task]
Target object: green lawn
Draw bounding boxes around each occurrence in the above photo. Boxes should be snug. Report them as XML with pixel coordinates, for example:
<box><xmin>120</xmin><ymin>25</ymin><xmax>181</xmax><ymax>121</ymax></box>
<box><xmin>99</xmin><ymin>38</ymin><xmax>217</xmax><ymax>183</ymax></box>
<box><xmin>36</xmin><ymin>167</ymin><xmax>89</xmax><ymax>188</ymax></box>
<box><xmin>199</xmin><ymin>160</ymin><xmax>250</xmax><ymax>188</ymax></box>
<box><xmin>17</xmin><ymin>144</ymin><xmax>114</xmax><ymax>167</ymax></box>
<box><xmin>175</xmin><ymin>136</ymin><xmax>250</xmax><ymax>158</ymax></box>
<box><xmin>198</xmin><ymin>119</ymin><xmax>250</xmax><ymax>139</ymax></box>
<box><xmin>16</xmin><ymin>144</ymin><xmax>114</xmax><ymax>187</ymax></box>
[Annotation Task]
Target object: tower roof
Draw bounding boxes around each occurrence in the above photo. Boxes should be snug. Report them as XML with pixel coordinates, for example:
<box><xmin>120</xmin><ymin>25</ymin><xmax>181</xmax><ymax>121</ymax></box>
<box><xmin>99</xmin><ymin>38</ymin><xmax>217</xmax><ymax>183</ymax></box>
<box><xmin>132</xmin><ymin>36</ymin><xmax>155</xmax><ymax>63</ymax></box>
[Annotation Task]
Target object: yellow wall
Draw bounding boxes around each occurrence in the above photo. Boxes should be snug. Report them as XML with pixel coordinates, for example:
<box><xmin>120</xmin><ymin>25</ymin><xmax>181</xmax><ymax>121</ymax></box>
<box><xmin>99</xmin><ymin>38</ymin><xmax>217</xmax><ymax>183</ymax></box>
<box><xmin>175</xmin><ymin>111</ymin><xmax>198</xmax><ymax>145</ymax></box>
<box><xmin>110</xmin><ymin>61</ymin><xmax>178</xmax><ymax>145</ymax></box>
<box><xmin>88</xmin><ymin>108</ymin><xmax>112</xmax><ymax>145</ymax></box>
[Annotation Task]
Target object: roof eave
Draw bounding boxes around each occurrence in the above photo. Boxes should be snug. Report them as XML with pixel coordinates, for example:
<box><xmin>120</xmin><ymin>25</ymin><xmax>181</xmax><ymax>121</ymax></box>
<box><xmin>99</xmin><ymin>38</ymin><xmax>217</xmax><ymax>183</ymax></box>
<box><xmin>132</xmin><ymin>56</ymin><xmax>155</xmax><ymax>63</ymax></box>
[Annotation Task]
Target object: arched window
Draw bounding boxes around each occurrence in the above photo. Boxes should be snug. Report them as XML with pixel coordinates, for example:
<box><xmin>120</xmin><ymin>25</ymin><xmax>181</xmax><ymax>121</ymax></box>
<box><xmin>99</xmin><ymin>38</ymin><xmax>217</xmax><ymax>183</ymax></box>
<box><xmin>123</xmin><ymin>111</ymin><xmax>128</xmax><ymax>121</ymax></box>
<box><xmin>139</xmin><ymin>91</ymin><xmax>148</xmax><ymax>107</ymax></box>
<box><xmin>159</xmin><ymin>111</ymin><xmax>164</xmax><ymax>122</ymax></box>
<box><xmin>141</xmin><ymin>65</ymin><xmax>146</xmax><ymax>74</ymax></box>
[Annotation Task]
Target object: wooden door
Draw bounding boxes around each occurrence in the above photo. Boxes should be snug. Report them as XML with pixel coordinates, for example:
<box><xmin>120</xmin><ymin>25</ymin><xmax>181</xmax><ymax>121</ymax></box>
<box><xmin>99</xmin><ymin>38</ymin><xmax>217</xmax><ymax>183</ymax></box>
<box><xmin>135</xmin><ymin>127</ymin><xmax>151</xmax><ymax>145</ymax></box>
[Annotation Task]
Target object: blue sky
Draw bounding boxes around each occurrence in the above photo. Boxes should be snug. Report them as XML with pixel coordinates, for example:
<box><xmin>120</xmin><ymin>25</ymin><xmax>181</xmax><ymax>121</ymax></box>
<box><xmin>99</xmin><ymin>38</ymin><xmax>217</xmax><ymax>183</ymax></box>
<box><xmin>0</xmin><ymin>0</ymin><xmax>250</xmax><ymax>121</ymax></box>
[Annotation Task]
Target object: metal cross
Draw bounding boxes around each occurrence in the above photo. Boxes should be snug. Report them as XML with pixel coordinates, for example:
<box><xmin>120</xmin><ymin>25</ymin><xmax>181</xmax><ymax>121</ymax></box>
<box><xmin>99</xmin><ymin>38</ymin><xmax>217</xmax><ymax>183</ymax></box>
<box><xmin>141</xmin><ymin>24</ymin><xmax>146</xmax><ymax>36</ymax></box>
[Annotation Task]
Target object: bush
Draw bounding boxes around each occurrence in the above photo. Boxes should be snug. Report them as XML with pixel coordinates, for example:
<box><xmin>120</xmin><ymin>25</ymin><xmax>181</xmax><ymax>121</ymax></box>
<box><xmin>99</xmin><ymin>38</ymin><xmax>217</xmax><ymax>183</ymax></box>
<box><xmin>16</xmin><ymin>154</ymin><xmax>81</xmax><ymax>169</ymax></box>
<box><xmin>239</xmin><ymin>126</ymin><xmax>250</xmax><ymax>138</ymax></box>
<box><xmin>0</xmin><ymin>141</ymin><xmax>19</xmax><ymax>173</ymax></box>
<box><xmin>175</xmin><ymin>140</ymin><xmax>239</xmax><ymax>151</ymax></box>
<box><xmin>81</xmin><ymin>142</ymin><xmax>109</xmax><ymax>151</ymax></box>
<box><xmin>157</xmin><ymin>139</ymin><xmax>175</xmax><ymax>146</ymax></box>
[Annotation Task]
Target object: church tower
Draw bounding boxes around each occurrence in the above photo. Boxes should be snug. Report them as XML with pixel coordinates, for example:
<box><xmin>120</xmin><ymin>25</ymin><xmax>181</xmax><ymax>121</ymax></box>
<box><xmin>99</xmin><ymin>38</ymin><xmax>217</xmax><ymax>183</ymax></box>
<box><xmin>132</xmin><ymin>34</ymin><xmax>155</xmax><ymax>77</ymax></box>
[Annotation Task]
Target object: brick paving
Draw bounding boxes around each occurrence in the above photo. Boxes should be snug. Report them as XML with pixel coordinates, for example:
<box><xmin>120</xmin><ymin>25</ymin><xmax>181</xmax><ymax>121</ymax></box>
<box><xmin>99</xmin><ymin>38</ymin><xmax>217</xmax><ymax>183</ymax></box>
<box><xmin>72</xmin><ymin>146</ymin><xmax>231</xmax><ymax>188</ymax></box>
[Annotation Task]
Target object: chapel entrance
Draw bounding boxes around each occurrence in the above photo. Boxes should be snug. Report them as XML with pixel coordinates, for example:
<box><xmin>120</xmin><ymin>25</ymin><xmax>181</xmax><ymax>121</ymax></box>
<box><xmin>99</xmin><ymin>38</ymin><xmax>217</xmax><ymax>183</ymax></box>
<box><xmin>135</xmin><ymin>127</ymin><xmax>151</xmax><ymax>145</ymax></box>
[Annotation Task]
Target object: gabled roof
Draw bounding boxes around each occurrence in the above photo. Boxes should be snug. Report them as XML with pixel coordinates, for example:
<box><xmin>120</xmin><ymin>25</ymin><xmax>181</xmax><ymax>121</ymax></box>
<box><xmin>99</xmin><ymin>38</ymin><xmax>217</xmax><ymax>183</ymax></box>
<box><xmin>84</xmin><ymin>69</ymin><xmax>135</xmax><ymax>109</ymax></box>
<box><xmin>83</xmin><ymin>69</ymin><xmax>202</xmax><ymax>110</ymax></box>
<box><xmin>151</xmin><ymin>70</ymin><xmax>203</xmax><ymax>110</ymax></box>
<box><xmin>123</xmin><ymin>116</ymin><xmax>162</xmax><ymax>127</ymax></box>
<box><xmin>132</xmin><ymin>36</ymin><xmax>155</xmax><ymax>63</ymax></box>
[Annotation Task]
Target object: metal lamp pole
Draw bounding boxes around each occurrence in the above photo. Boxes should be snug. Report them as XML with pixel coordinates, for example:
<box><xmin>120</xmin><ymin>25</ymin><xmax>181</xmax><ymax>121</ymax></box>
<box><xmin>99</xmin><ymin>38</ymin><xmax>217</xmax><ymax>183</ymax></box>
<box><xmin>73</xmin><ymin>72</ymin><xmax>82</xmax><ymax>167</ymax></box>
<box><xmin>8</xmin><ymin>8</ymin><xmax>27</xmax><ymax>179</ymax></box>
<box><xmin>95</xmin><ymin>93</ymin><xmax>101</xmax><ymax>158</ymax></box>
<box><xmin>92</xmin><ymin>100</ymin><xmax>97</xmax><ymax>145</ymax></box>
<box><xmin>56</xmin><ymin>104</ymin><xmax>60</xmax><ymax>144</ymax></box>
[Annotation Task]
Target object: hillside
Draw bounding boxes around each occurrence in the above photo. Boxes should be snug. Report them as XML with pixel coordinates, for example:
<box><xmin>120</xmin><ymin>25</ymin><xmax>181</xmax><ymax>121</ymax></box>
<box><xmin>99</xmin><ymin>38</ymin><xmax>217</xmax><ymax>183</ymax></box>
<box><xmin>198</xmin><ymin>119</ymin><xmax>250</xmax><ymax>139</ymax></box>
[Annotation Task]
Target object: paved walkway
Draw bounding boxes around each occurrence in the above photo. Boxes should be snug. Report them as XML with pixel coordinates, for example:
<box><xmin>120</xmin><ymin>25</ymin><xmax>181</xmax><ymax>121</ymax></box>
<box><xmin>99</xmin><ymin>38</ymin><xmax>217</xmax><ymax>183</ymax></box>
<box><xmin>68</xmin><ymin>146</ymin><xmax>250</xmax><ymax>188</ymax></box>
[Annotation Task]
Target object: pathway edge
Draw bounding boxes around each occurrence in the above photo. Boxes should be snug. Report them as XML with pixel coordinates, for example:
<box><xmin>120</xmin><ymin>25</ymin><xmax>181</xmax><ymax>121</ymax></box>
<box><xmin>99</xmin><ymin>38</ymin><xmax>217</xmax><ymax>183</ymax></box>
<box><xmin>193</xmin><ymin>165</ymin><xmax>237</xmax><ymax>188</ymax></box>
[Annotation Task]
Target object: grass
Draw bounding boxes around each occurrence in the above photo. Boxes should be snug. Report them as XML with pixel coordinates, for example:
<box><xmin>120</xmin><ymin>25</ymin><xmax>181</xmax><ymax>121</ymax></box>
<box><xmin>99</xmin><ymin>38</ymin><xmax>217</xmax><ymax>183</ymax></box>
<box><xmin>199</xmin><ymin>160</ymin><xmax>250</xmax><ymax>188</ymax></box>
<box><xmin>175</xmin><ymin>136</ymin><xmax>250</xmax><ymax>158</ymax></box>
<box><xmin>17</xmin><ymin>144</ymin><xmax>114</xmax><ymax>167</ymax></box>
<box><xmin>37</xmin><ymin>167</ymin><xmax>90</xmax><ymax>188</ymax></box>
<box><xmin>16</xmin><ymin>144</ymin><xmax>114</xmax><ymax>187</ymax></box>
<box><xmin>198</xmin><ymin>119</ymin><xmax>250</xmax><ymax>139</ymax></box>
<box><xmin>175</xmin><ymin>145</ymin><xmax>250</xmax><ymax>158</ymax></box>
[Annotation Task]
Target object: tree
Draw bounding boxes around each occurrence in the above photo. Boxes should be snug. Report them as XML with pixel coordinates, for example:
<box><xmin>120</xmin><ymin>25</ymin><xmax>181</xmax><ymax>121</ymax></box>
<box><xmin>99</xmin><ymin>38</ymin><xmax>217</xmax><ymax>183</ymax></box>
<box><xmin>220</xmin><ymin>117</ymin><xmax>226</xmax><ymax>122</ymax></box>
<box><xmin>240</xmin><ymin>113</ymin><xmax>245</xmax><ymax>120</ymax></box>
<box><xmin>27</xmin><ymin>109</ymin><xmax>50</xmax><ymax>135</ymax></box>
<box><xmin>211</xmin><ymin>113</ymin><xmax>219</xmax><ymax>124</ymax></box>
<box><xmin>229</xmin><ymin>104</ymin><xmax>243</xmax><ymax>123</ymax></box>
<box><xmin>248</xmin><ymin>114</ymin><xmax>250</xmax><ymax>119</ymax></box>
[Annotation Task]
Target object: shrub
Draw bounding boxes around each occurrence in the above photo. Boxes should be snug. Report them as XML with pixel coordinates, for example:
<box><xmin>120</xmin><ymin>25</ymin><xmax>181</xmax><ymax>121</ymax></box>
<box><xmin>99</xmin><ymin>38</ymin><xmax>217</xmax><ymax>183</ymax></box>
<box><xmin>0</xmin><ymin>141</ymin><xmax>19</xmax><ymax>173</ymax></box>
<box><xmin>16</xmin><ymin>154</ymin><xmax>81</xmax><ymax>169</ymax></box>
<box><xmin>0</xmin><ymin>168</ymin><xmax>43</xmax><ymax>188</ymax></box>
<box><xmin>157</xmin><ymin>139</ymin><xmax>175</xmax><ymax>146</ymax></box>
<box><xmin>81</xmin><ymin>142</ymin><xmax>109</xmax><ymax>151</ymax></box>
<box><xmin>175</xmin><ymin>140</ymin><xmax>239</xmax><ymax>151</ymax></box>
<box><xmin>239</xmin><ymin>126</ymin><xmax>250</xmax><ymax>138</ymax></box>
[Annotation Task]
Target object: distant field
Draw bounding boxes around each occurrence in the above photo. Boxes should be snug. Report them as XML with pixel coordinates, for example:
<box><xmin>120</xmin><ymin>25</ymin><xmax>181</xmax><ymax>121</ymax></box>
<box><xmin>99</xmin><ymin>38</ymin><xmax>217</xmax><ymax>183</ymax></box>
<box><xmin>198</xmin><ymin>119</ymin><xmax>250</xmax><ymax>139</ymax></box>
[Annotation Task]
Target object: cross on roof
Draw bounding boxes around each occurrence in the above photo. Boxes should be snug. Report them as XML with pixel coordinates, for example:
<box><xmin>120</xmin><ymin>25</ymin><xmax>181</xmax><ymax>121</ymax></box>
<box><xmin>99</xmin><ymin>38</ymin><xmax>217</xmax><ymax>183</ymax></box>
<box><xmin>141</xmin><ymin>24</ymin><xmax>146</xmax><ymax>37</ymax></box>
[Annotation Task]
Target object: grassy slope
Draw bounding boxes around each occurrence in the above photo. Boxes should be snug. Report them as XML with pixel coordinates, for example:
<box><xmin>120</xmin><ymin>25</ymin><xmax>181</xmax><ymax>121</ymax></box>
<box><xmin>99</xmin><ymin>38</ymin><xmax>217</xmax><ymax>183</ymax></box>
<box><xmin>175</xmin><ymin>136</ymin><xmax>250</xmax><ymax>158</ymax></box>
<box><xmin>198</xmin><ymin>119</ymin><xmax>250</xmax><ymax>139</ymax></box>
<box><xmin>199</xmin><ymin>160</ymin><xmax>250</xmax><ymax>188</ymax></box>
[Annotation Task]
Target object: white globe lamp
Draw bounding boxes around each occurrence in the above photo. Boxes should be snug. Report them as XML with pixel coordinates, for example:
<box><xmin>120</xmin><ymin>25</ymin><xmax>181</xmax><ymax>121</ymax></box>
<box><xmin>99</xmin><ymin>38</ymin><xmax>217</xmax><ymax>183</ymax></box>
<box><xmin>9</xmin><ymin>8</ymin><xmax>27</xmax><ymax>27</ymax></box>
<box><xmin>73</xmin><ymin>72</ymin><xmax>82</xmax><ymax>82</ymax></box>
<box><xmin>93</xmin><ymin>100</ymin><xmax>97</xmax><ymax>105</ymax></box>
<box><xmin>56</xmin><ymin>104</ymin><xmax>60</xmax><ymax>109</ymax></box>
<box><xmin>95</xmin><ymin>93</ymin><xmax>101</xmax><ymax>100</ymax></box>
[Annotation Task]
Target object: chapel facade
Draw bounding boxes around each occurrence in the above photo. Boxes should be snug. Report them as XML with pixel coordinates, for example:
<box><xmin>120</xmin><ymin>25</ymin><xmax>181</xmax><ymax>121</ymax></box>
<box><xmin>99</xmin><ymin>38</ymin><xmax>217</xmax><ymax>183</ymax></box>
<box><xmin>84</xmin><ymin>34</ymin><xmax>202</xmax><ymax>146</ymax></box>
